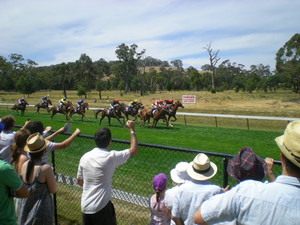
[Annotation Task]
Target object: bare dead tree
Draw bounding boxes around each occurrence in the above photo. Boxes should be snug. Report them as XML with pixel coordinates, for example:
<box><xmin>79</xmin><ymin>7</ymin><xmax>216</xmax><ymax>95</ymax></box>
<box><xmin>204</xmin><ymin>42</ymin><xmax>220</xmax><ymax>93</ymax></box>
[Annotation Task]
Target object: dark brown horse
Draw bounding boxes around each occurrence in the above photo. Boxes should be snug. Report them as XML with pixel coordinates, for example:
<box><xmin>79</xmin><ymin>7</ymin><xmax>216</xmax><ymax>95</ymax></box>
<box><xmin>11</xmin><ymin>100</ymin><xmax>29</xmax><ymax>116</ymax></box>
<box><xmin>165</xmin><ymin>100</ymin><xmax>184</xmax><ymax>125</ymax></box>
<box><xmin>69</xmin><ymin>102</ymin><xmax>89</xmax><ymax>121</ymax></box>
<box><xmin>95</xmin><ymin>104</ymin><xmax>125</xmax><ymax>126</ymax></box>
<box><xmin>49</xmin><ymin>101</ymin><xmax>73</xmax><ymax>121</ymax></box>
<box><xmin>122</xmin><ymin>102</ymin><xmax>144</xmax><ymax>121</ymax></box>
<box><xmin>34</xmin><ymin>99</ymin><xmax>52</xmax><ymax>113</ymax></box>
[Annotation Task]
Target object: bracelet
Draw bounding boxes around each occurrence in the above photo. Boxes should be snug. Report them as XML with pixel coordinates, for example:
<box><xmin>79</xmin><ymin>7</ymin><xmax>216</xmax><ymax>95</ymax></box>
<box><xmin>130</xmin><ymin>131</ymin><xmax>136</xmax><ymax>135</ymax></box>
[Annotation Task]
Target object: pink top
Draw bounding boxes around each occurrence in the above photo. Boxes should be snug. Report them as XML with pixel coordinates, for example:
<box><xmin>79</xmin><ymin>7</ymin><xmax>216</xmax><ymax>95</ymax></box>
<box><xmin>149</xmin><ymin>194</ymin><xmax>171</xmax><ymax>225</ymax></box>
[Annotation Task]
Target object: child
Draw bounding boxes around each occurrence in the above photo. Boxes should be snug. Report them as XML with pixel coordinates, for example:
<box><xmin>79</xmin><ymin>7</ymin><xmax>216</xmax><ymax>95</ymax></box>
<box><xmin>149</xmin><ymin>173</ymin><xmax>171</xmax><ymax>225</ymax></box>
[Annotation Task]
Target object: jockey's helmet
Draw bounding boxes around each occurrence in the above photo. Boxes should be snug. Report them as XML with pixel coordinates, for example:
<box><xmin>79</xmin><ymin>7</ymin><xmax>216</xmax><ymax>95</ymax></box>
<box><xmin>115</xmin><ymin>99</ymin><xmax>119</xmax><ymax>102</ymax></box>
<box><xmin>63</xmin><ymin>97</ymin><xmax>66</xmax><ymax>101</ymax></box>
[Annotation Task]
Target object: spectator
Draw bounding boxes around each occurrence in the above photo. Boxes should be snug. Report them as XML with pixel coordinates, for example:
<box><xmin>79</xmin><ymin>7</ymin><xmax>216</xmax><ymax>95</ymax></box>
<box><xmin>172</xmin><ymin>153</ymin><xmax>223</xmax><ymax>225</ymax></box>
<box><xmin>25</xmin><ymin>120</ymin><xmax>81</xmax><ymax>163</ymax></box>
<box><xmin>194</xmin><ymin>120</ymin><xmax>300</xmax><ymax>225</ymax></box>
<box><xmin>165</xmin><ymin>162</ymin><xmax>190</xmax><ymax>225</ymax></box>
<box><xmin>76</xmin><ymin>120</ymin><xmax>138</xmax><ymax>225</ymax></box>
<box><xmin>18</xmin><ymin>132</ymin><xmax>57</xmax><ymax>225</ymax></box>
<box><xmin>149</xmin><ymin>173</ymin><xmax>171</xmax><ymax>225</ymax></box>
<box><xmin>10</xmin><ymin>129</ymin><xmax>31</xmax><ymax>175</ymax></box>
<box><xmin>0</xmin><ymin>115</ymin><xmax>28</xmax><ymax>163</ymax></box>
<box><xmin>226</xmin><ymin>146</ymin><xmax>268</xmax><ymax>183</ymax></box>
<box><xmin>0</xmin><ymin>158</ymin><xmax>29</xmax><ymax>224</ymax></box>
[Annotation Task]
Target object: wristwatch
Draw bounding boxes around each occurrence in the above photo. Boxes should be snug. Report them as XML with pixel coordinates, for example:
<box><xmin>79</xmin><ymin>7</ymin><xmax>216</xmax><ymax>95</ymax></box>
<box><xmin>130</xmin><ymin>131</ymin><xmax>136</xmax><ymax>135</ymax></box>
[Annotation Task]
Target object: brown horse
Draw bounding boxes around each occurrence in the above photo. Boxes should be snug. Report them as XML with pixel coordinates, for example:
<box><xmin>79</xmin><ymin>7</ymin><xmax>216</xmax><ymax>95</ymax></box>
<box><xmin>11</xmin><ymin>100</ymin><xmax>29</xmax><ymax>116</ymax></box>
<box><xmin>122</xmin><ymin>102</ymin><xmax>144</xmax><ymax>121</ymax></box>
<box><xmin>139</xmin><ymin>106</ymin><xmax>169</xmax><ymax>127</ymax></box>
<box><xmin>165</xmin><ymin>100</ymin><xmax>184</xmax><ymax>125</ymax></box>
<box><xmin>34</xmin><ymin>99</ymin><xmax>52</xmax><ymax>113</ymax></box>
<box><xmin>69</xmin><ymin>102</ymin><xmax>89</xmax><ymax>121</ymax></box>
<box><xmin>95</xmin><ymin>104</ymin><xmax>125</xmax><ymax>126</ymax></box>
<box><xmin>49</xmin><ymin>101</ymin><xmax>73</xmax><ymax>121</ymax></box>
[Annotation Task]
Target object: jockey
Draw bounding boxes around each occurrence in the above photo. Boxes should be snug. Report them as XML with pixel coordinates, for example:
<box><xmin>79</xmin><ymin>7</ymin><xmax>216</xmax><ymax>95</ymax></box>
<box><xmin>128</xmin><ymin>100</ymin><xmax>138</xmax><ymax>110</ymax></box>
<box><xmin>164</xmin><ymin>99</ymin><xmax>174</xmax><ymax>105</ymax></box>
<box><xmin>58</xmin><ymin>97</ymin><xmax>67</xmax><ymax>111</ymax></box>
<box><xmin>41</xmin><ymin>96</ymin><xmax>48</xmax><ymax>106</ymax></box>
<box><xmin>18</xmin><ymin>97</ymin><xmax>25</xmax><ymax>106</ymax></box>
<box><xmin>151</xmin><ymin>100</ymin><xmax>163</xmax><ymax>115</ymax></box>
<box><xmin>110</xmin><ymin>99</ymin><xmax>120</xmax><ymax>114</ymax></box>
<box><xmin>76</xmin><ymin>99</ymin><xmax>84</xmax><ymax>111</ymax></box>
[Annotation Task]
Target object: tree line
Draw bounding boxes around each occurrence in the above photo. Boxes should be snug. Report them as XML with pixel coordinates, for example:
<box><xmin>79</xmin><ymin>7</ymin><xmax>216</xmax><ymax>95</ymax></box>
<box><xmin>0</xmin><ymin>34</ymin><xmax>299</xmax><ymax>98</ymax></box>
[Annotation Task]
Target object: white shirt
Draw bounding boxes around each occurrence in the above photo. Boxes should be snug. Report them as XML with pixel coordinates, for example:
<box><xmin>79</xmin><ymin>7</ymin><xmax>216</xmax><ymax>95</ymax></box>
<box><xmin>201</xmin><ymin>176</ymin><xmax>300</xmax><ymax>225</ymax></box>
<box><xmin>77</xmin><ymin>147</ymin><xmax>131</xmax><ymax>214</ymax></box>
<box><xmin>0</xmin><ymin>131</ymin><xmax>15</xmax><ymax>163</ymax></box>
<box><xmin>165</xmin><ymin>185</ymin><xmax>181</xmax><ymax>225</ymax></box>
<box><xmin>172</xmin><ymin>180</ymin><xmax>223</xmax><ymax>225</ymax></box>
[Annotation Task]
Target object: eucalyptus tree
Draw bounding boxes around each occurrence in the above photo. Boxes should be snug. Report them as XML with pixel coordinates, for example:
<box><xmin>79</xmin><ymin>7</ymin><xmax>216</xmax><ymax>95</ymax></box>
<box><xmin>276</xmin><ymin>33</ymin><xmax>300</xmax><ymax>92</ymax></box>
<box><xmin>53</xmin><ymin>62</ymin><xmax>75</xmax><ymax>97</ymax></box>
<box><xmin>94</xmin><ymin>58</ymin><xmax>110</xmax><ymax>99</ymax></box>
<box><xmin>0</xmin><ymin>56</ymin><xmax>13</xmax><ymax>90</ymax></box>
<box><xmin>204</xmin><ymin>43</ymin><xmax>220</xmax><ymax>93</ymax></box>
<box><xmin>115</xmin><ymin>43</ymin><xmax>145</xmax><ymax>93</ymax></box>
<box><xmin>75</xmin><ymin>54</ymin><xmax>96</xmax><ymax>98</ymax></box>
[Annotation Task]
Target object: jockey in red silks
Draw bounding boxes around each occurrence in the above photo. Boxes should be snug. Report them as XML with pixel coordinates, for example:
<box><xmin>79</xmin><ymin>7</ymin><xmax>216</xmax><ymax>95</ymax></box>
<box><xmin>110</xmin><ymin>99</ymin><xmax>120</xmax><ymax>114</ymax></box>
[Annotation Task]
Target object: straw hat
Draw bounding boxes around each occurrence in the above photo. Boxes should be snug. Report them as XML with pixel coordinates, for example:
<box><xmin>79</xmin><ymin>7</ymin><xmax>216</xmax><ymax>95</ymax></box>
<box><xmin>275</xmin><ymin>120</ymin><xmax>300</xmax><ymax>168</ymax></box>
<box><xmin>187</xmin><ymin>153</ymin><xmax>217</xmax><ymax>181</ymax></box>
<box><xmin>24</xmin><ymin>132</ymin><xmax>49</xmax><ymax>153</ymax></box>
<box><xmin>170</xmin><ymin>162</ymin><xmax>190</xmax><ymax>184</ymax></box>
<box><xmin>227</xmin><ymin>147</ymin><xmax>267</xmax><ymax>182</ymax></box>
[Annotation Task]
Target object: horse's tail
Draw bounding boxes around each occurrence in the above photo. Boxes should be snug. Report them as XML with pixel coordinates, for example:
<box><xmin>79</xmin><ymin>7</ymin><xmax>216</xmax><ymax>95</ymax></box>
<box><xmin>95</xmin><ymin>109</ymin><xmax>103</xmax><ymax>119</ymax></box>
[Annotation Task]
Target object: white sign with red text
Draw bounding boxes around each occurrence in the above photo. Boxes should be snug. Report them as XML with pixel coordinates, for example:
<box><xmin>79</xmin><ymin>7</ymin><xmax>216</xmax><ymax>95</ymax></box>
<box><xmin>182</xmin><ymin>95</ymin><xmax>196</xmax><ymax>103</ymax></box>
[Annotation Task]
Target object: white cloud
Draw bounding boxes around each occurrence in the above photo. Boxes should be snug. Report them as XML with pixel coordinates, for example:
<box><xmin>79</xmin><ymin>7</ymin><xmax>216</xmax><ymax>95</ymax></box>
<box><xmin>0</xmin><ymin>0</ymin><xmax>299</xmax><ymax>70</ymax></box>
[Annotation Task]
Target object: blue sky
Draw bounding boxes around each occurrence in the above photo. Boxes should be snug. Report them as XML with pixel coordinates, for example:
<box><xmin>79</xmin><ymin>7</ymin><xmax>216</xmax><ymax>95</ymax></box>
<box><xmin>1</xmin><ymin>0</ymin><xmax>299</xmax><ymax>70</ymax></box>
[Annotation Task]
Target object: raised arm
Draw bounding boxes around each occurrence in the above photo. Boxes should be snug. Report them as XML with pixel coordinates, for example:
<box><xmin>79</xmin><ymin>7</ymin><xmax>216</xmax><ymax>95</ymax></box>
<box><xmin>52</xmin><ymin>128</ymin><xmax>81</xmax><ymax>151</ymax></box>
<box><xmin>126</xmin><ymin>120</ymin><xmax>138</xmax><ymax>157</ymax></box>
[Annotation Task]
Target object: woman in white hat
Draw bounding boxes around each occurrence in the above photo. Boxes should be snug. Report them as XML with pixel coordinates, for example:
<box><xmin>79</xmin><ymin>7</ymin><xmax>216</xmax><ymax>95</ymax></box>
<box><xmin>18</xmin><ymin>132</ymin><xmax>57</xmax><ymax>225</ymax></box>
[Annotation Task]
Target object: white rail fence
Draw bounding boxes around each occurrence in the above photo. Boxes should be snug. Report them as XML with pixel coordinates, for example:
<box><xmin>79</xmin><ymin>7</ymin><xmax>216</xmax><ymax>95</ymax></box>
<box><xmin>1</xmin><ymin>103</ymin><xmax>299</xmax><ymax>130</ymax></box>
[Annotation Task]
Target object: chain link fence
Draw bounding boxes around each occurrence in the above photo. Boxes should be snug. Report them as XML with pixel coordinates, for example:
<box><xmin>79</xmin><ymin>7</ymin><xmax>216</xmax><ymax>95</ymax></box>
<box><xmin>45</xmin><ymin>132</ymin><xmax>282</xmax><ymax>225</ymax></box>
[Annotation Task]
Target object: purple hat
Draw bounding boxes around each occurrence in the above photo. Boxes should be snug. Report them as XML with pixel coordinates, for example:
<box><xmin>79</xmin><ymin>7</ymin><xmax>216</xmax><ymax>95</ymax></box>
<box><xmin>227</xmin><ymin>147</ymin><xmax>268</xmax><ymax>183</ymax></box>
<box><xmin>152</xmin><ymin>173</ymin><xmax>167</xmax><ymax>192</ymax></box>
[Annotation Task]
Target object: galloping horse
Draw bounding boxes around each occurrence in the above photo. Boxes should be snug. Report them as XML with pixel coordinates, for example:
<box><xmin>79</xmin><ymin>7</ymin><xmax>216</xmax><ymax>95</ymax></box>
<box><xmin>139</xmin><ymin>106</ymin><xmax>169</xmax><ymax>127</ymax></box>
<box><xmin>122</xmin><ymin>102</ymin><xmax>144</xmax><ymax>121</ymax></box>
<box><xmin>34</xmin><ymin>99</ymin><xmax>52</xmax><ymax>113</ymax></box>
<box><xmin>49</xmin><ymin>101</ymin><xmax>73</xmax><ymax>121</ymax></box>
<box><xmin>69</xmin><ymin>102</ymin><xmax>89</xmax><ymax>121</ymax></box>
<box><xmin>11</xmin><ymin>100</ymin><xmax>29</xmax><ymax>116</ymax></box>
<box><xmin>95</xmin><ymin>104</ymin><xmax>125</xmax><ymax>126</ymax></box>
<box><xmin>165</xmin><ymin>100</ymin><xmax>184</xmax><ymax>125</ymax></box>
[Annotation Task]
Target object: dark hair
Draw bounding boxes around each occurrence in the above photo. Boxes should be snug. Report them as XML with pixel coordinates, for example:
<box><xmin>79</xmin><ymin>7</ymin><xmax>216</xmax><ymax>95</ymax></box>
<box><xmin>25</xmin><ymin>121</ymin><xmax>44</xmax><ymax>135</ymax></box>
<box><xmin>10</xmin><ymin>129</ymin><xmax>30</xmax><ymax>165</ymax></box>
<box><xmin>283</xmin><ymin>154</ymin><xmax>300</xmax><ymax>174</ymax></box>
<box><xmin>25</xmin><ymin>151</ymin><xmax>44</xmax><ymax>182</ymax></box>
<box><xmin>94</xmin><ymin>128</ymin><xmax>111</xmax><ymax>148</ymax></box>
<box><xmin>1</xmin><ymin>115</ymin><xmax>15</xmax><ymax>130</ymax></box>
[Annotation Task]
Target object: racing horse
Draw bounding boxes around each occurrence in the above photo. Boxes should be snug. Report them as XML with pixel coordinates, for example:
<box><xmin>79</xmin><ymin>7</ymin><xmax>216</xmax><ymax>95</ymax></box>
<box><xmin>122</xmin><ymin>102</ymin><xmax>144</xmax><ymax>121</ymax></box>
<box><xmin>95</xmin><ymin>104</ymin><xmax>126</xmax><ymax>126</ymax></box>
<box><xmin>49</xmin><ymin>101</ymin><xmax>73</xmax><ymax>121</ymax></box>
<box><xmin>69</xmin><ymin>102</ymin><xmax>89</xmax><ymax>121</ymax></box>
<box><xmin>11</xmin><ymin>100</ymin><xmax>29</xmax><ymax>116</ymax></box>
<box><xmin>34</xmin><ymin>99</ymin><xmax>52</xmax><ymax>113</ymax></box>
<box><xmin>139</xmin><ymin>106</ymin><xmax>169</xmax><ymax>127</ymax></box>
<box><xmin>165</xmin><ymin>100</ymin><xmax>184</xmax><ymax>125</ymax></box>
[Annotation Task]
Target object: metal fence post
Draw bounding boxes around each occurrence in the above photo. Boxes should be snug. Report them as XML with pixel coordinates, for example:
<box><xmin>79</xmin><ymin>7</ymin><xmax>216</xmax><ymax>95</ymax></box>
<box><xmin>51</xmin><ymin>150</ymin><xmax>58</xmax><ymax>225</ymax></box>
<box><xmin>223</xmin><ymin>157</ymin><xmax>229</xmax><ymax>188</ymax></box>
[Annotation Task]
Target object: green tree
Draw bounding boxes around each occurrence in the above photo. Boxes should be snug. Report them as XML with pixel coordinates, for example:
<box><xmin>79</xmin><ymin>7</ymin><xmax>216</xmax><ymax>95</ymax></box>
<box><xmin>16</xmin><ymin>75</ymin><xmax>37</xmax><ymax>97</ymax></box>
<box><xmin>276</xmin><ymin>33</ymin><xmax>300</xmax><ymax>92</ymax></box>
<box><xmin>77</xmin><ymin>85</ymin><xmax>86</xmax><ymax>98</ymax></box>
<box><xmin>115</xmin><ymin>43</ymin><xmax>145</xmax><ymax>93</ymax></box>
